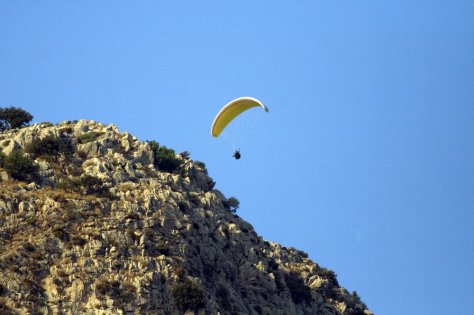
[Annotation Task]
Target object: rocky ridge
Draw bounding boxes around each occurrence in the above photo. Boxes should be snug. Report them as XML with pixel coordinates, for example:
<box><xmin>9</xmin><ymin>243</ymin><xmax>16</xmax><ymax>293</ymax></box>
<box><xmin>0</xmin><ymin>120</ymin><xmax>371</xmax><ymax>315</ymax></box>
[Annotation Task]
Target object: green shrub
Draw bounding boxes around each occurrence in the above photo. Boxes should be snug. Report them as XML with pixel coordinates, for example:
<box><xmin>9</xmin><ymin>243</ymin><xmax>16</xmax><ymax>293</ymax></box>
<box><xmin>194</xmin><ymin>161</ymin><xmax>206</xmax><ymax>168</ymax></box>
<box><xmin>289</xmin><ymin>247</ymin><xmax>309</xmax><ymax>259</ymax></box>
<box><xmin>2</xmin><ymin>151</ymin><xmax>39</xmax><ymax>182</ymax></box>
<box><xmin>179</xmin><ymin>150</ymin><xmax>191</xmax><ymax>159</ymax></box>
<box><xmin>78</xmin><ymin>132</ymin><xmax>102</xmax><ymax>144</ymax></box>
<box><xmin>26</xmin><ymin>136</ymin><xmax>73</xmax><ymax>160</ymax></box>
<box><xmin>67</xmin><ymin>163</ymin><xmax>83</xmax><ymax>177</ymax></box>
<box><xmin>57</xmin><ymin>175</ymin><xmax>114</xmax><ymax>198</ymax></box>
<box><xmin>96</xmin><ymin>279</ymin><xmax>120</xmax><ymax>297</ymax></box>
<box><xmin>350</xmin><ymin>291</ymin><xmax>362</xmax><ymax>305</ymax></box>
<box><xmin>172</xmin><ymin>280</ymin><xmax>205</xmax><ymax>312</ymax></box>
<box><xmin>120</xmin><ymin>283</ymin><xmax>136</xmax><ymax>304</ymax></box>
<box><xmin>56</xmin><ymin>178</ymin><xmax>82</xmax><ymax>193</ymax></box>
<box><xmin>80</xmin><ymin>175</ymin><xmax>107</xmax><ymax>195</ymax></box>
<box><xmin>70</xmin><ymin>235</ymin><xmax>87</xmax><ymax>246</ymax></box>
<box><xmin>95</xmin><ymin>279</ymin><xmax>136</xmax><ymax>303</ymax></box>
<box><xmin>314</xmin><ymin>264</ymin><xmax>339</xmax><ymax>287</ymax></box>
<box><xmin>223</xmin><ymin>197</ymin><xmax>240</xmax><ymax>214</ymax></box>
<box><xmin>346</xmin><ymin>291</ymin><xmax>369</xmax><ymax>314</ymax></box>
<box><xmin>285</xmin><ymin>272</ymin><xmax>312</xmax><ymax>304</ymax></box>
<box><xmin>149</xmin><ymin>140</ymin><xmax>183</xmax><ymax>173</ymax></box>
<box><xmin>0</xmin><ymin>106</ymin><xmax>33</xmax><ymax>131</ymax></box>
<box><xmin>148</xmin><ymin>140</ymin><xmax>159</xmax><ymax>152</ymax></box>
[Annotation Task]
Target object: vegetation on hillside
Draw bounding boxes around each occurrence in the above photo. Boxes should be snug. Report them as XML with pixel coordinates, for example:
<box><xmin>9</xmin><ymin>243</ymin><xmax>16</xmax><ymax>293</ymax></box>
<box><xmin>149</xmin><ymin>140</ymin><xmax>184</xmax><ymax>173</ymax></box>
<box><xmin>26</xmin><ymin>135</ymin><xmax>74</xmax><ymax>161</ymax></box>
<box><xmin>0</xmin><ymin>150</ymin><xmax>38</xmax><ymax>182</ymax></box>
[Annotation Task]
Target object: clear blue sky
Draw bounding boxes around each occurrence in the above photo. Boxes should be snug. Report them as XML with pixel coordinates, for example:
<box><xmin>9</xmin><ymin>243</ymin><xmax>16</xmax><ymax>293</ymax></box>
<box><xmin>1</xmin><ymin>1</ymin><xmax>473</xmax><ymax>314</ymax></box>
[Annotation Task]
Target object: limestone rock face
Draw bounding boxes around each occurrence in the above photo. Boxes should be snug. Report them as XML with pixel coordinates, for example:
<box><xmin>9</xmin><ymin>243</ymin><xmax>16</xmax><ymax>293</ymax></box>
<box><xmin>0</xmin><ymin>120</ymin><xmax>372</xmax><ymax>315</ymax></box>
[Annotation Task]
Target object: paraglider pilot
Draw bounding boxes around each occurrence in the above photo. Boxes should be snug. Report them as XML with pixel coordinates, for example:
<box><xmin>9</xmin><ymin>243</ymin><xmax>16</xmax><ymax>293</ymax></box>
<box><xmin>233</xmin><ymin>150</ymin><xmax>241</xmax><ymax>160</ymax></box>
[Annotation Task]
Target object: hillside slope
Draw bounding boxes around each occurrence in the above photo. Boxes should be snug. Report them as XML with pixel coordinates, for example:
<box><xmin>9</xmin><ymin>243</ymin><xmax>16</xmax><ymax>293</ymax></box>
<box><xmin>0</xmin><ymin>120</ymin><xmax>372</xmax><ymax>315</ymax></box>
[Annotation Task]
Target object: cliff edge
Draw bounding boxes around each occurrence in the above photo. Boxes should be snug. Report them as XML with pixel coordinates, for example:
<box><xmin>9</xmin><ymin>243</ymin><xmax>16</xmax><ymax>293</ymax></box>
<box><xmin>0</xmin><ymin>120</ymin><xmax>372</xmax><ymax>315</ymax></box>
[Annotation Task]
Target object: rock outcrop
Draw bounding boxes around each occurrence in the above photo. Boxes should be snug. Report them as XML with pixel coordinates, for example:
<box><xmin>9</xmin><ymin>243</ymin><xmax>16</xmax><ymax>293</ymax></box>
<box><xmin>0</xmin><ymin>120</ymin><xmax>371</xmax><ymax>315</ymax></box>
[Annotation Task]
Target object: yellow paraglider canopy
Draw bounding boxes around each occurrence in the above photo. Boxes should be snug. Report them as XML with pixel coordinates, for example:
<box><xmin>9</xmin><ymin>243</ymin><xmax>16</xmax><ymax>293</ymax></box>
<box><xmin>211</xmin><ymin>97</ymin><xmax>269</xmax><ymax>137</ymax></box>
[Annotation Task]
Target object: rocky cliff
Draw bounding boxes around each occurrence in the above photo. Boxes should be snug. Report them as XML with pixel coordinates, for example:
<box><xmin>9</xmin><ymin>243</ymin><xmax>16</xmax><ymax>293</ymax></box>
<box><xmin>0</xmin><ymin>120</ymin><xmax>372</xmax><ymax>315</ymax></box>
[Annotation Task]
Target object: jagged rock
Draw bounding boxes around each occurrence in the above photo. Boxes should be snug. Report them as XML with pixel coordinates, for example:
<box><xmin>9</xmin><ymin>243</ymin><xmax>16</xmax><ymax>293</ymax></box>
<box><xmin>0</xmin><ymin>120</ymin><xmax>372</xmax><ymax>315</ymax></box>
<box><xmin>77</xmin><ymin>141</ymin><xmax>106</xmax><ymax>158</ymax></box>
<box><xmin>0</xmin><ymin>138</ymin><xmax>20</xmax><ymax>155</ymax></box>
<box><xmin>0</xmin><ymin>170</ymin><xmax>9</xmax><ymax>182</ymax></box>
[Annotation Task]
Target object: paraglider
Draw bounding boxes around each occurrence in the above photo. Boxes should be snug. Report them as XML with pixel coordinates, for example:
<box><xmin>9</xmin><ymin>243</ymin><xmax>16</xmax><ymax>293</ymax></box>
<box><xmin>211</xmin><ymin>97</ymin><xmax>269</xmax><ymax>159</ymax></box>
<box><xmin>233</xmin><ymin>149</ymin><xmax>241</xmax><ymax>160</ymax></box>
<box><xmin>210</xmin><ymin>97</ymin><xmax>269</xmax><ymax>138</ymax></box>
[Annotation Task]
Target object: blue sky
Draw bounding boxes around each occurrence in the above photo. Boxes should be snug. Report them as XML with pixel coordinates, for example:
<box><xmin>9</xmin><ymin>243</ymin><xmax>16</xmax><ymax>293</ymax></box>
<box><xmin>1</xmin><ymin>1</ymin><xmax>473</xmax><ymax>314</ymax></box>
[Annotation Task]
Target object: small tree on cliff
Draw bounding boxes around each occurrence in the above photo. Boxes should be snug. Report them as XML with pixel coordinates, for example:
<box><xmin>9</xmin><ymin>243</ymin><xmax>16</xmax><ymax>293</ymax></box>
<box><xmin>0</xmin><ymin>107</ymin><xmax>33</xmax><ymax>131</ymax></box>
<box><xmin>149</xmin><ymin>140</ymin><xmax>183</xmax><ymax>173</ymax></box>
<box><xmin>223</xmin><ymin>197</ymin><xmax>240</xmax><ymax>214</ymax></box>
